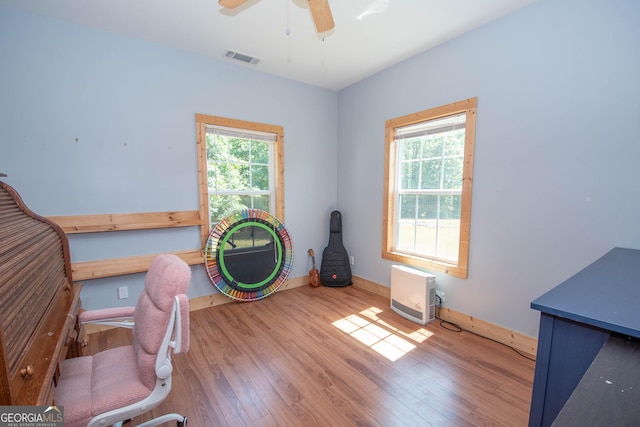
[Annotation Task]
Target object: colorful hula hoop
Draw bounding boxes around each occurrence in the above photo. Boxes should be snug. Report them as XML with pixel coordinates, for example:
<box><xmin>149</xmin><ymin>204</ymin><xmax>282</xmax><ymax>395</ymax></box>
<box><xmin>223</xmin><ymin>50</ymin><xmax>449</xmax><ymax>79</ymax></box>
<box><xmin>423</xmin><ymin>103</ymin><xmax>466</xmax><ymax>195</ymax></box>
<box><xmin>204</xmin><ymin>209</ymin><xmax>294</xmax><ymax>301</ymax></box>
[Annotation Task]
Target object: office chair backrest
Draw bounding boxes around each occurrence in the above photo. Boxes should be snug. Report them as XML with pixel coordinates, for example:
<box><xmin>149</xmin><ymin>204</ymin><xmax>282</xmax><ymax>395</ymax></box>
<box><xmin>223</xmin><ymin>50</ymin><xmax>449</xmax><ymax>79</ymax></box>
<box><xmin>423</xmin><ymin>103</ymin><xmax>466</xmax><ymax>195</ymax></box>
<box><xmin>133</xmin><ymin>254</ymin><xmax>191</xmax><ymax>390</ymax></box>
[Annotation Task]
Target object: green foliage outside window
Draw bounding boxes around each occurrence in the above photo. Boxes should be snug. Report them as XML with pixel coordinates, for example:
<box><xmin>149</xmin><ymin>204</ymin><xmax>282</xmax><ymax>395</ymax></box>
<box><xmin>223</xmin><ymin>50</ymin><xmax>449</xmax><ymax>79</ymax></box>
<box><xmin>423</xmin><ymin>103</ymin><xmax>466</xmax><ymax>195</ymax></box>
<box><xmin>206</xmin><ymin>133</ymin><xmax>272</xmax><ymax>224</ymax></box>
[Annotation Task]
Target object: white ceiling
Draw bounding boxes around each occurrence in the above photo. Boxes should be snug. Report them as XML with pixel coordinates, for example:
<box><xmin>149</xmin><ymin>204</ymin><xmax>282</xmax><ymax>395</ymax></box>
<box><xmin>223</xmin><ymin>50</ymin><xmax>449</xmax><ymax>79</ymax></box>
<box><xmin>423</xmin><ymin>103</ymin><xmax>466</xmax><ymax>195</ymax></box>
<box><xmin>0</xmin><ymin>0</ymin><xmax>538</xmax><ymax>90</ymax></box>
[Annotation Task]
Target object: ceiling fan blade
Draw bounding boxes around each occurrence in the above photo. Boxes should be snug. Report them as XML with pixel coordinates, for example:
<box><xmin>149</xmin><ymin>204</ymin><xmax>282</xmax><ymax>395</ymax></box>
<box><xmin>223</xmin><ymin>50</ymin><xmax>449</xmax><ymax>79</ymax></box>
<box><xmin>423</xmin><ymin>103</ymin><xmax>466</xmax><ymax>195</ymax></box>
<box><xmin>218</xmin><ymin>0</ymin><xmax>250</xmax><ymax>8</ymax></box>
<box><xmin>308</xmin><ymin>0</ymin><xmax>335</xmax><ymax>33</ymax></box>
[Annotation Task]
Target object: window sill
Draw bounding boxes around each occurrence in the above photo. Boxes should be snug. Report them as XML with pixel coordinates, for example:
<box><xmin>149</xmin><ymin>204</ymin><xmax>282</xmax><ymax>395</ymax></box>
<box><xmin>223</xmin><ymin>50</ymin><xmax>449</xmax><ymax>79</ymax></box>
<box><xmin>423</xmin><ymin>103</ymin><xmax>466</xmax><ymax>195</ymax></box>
<box><xmin>382</xmin><ymin>250</ymin><xmax>467</xmax><ymax>279</ymax></box>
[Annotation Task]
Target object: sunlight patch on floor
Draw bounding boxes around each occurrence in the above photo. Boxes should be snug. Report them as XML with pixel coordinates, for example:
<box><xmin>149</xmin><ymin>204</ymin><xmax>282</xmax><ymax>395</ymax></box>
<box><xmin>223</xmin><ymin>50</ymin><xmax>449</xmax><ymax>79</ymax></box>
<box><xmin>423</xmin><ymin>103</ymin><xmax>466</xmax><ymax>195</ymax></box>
<box><xmin>331</xmin><ymin>307</ymin><xmax>433</xmax><ymax>361</ymax></box>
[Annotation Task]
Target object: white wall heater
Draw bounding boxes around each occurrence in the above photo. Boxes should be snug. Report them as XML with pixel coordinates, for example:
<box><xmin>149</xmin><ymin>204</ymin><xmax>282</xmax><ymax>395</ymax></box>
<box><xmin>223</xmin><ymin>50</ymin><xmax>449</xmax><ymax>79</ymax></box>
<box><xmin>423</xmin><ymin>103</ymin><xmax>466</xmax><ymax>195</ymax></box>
<box><xmin>390</xmin><ymin>265</ymin><xmax>436</xmax><ymax>325</ymax></box>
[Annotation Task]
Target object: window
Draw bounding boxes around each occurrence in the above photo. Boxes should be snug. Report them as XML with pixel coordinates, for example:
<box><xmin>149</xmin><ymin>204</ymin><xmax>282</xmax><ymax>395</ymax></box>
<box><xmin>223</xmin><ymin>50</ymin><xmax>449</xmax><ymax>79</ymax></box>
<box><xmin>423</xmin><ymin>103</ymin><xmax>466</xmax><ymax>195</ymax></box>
<box><xmin>383</xmin><ymin>98</ymin><xmax>477</xmax><ymax>278</ymax></box>
<box><xmin>196</xmin><ymin>114</ymin><xmax>284</xmax><ymax>245</ymax></box>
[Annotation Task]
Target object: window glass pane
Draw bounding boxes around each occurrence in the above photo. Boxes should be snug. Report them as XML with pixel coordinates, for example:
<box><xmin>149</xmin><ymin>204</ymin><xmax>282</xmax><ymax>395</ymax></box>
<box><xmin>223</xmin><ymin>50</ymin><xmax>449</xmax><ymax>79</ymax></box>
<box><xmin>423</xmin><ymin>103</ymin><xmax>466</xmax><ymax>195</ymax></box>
<box><xmin>207</xmin><ymin>135</ymin><xmax>228</xmax><ymax>190</ymax></box>
<box><xmin>237</xmin><ymin>195</ymin><xmax>253</xmax><ymax>210</ymax></box>
<box><xmin>438</xmin><ymin>195</ymin><xmax>461</xmax><ymax>261</ymax></box>
<box><xmin>393</xmin><ymin>114</ymin><xmax>466</xmax><ymax>262</ymax></box>
<box><xmin>440</xmin><ymin>195</ymin><xmax>461</xmax><ymax>220</ymax></box>
<box><xmin>207</xmin><ymin>168</ymin><xmax>218</xmax><ymax>191</ymax></box>
<box><xmin>414</xmin><ymin>222</ymin><xmax>437</xmax><ymax>256</ymax></box>
<box><xmin>400</xmin><ymin>139</ymin><xmax>420</xmax><ymax>161</ymax></box>
<box><xmin>209</xmin><ymin>194</ymin><xmax>244</xmax><ymax>224</ymax></box>
<box><xmin>209</xmin><ymin>194</ymin><xmax>225</xmax><ymax>224</ymax></box>
<box><xmin>253</xmin><ymin>195</ymin><xmax>270</xmax><ymax>212</ymax></box>
<box><xmin>445</xmin><ymin>131</ymin><xmax>465</xmax><ymax>156</ymax></box>
<box><xmin>399</xmin><ymin>193</ymin><xmax>416</xmax><ymax>219</ymax></box>
<box><xmin>230</xmin><ymin>138</ymin><xmax>250</xmax><ymax>162</ymax></box>
<box><xmin>420</xmin><ymin>159</ymin><xmax>441</xmax><ymax>190</ymax></box>
<box><xmin>397</xmin><ymin>194</ymin><xmax>434</xmax><ymax>256</ymax></box>
<box><xmin>422</xmin><ymin>136</ymin><xmax>443</xmax><ymax>158</ymax></box>
<box><xmin>436</xmin><ymin>222</ymin><xmax>460</xmax><ymax>260</ymax></box>
<box><xmin>396</xmin><ymin>192</ymin><xmax>462</xmax><ymax>261</ymax></box>
<box><xmin>416</xmin><ymin>195</ymin><xmax>437</xmax><ymax>256</ymax></box>
<box><xmin>396</xmin><ymin>219</ymin><xmax>416</xmax><ymax>253</ymax></box>
<box><xmin>251</xmin><ymin>164</ymin><xmax>269</xmax><ymax>190</ymax></box>
<box><xmin>400</xmin><ymin>160</ymin><xmax>419</xmax><ymax>190</ymax></box>
<box><xmin>442</xmin><ymin>157</ymin><xmax>463</xmax><ymax>190</ymax></box>
<box><xmin>234</xmin><ymin>164</ymin><xmax>250</xmax><ymax>191</ymax></box>
<box><xmin>207</xmin><ymin>131</ymin><xmax>275</xmax><ymax>194</ymax></box>
<box><xmin>436</xmin><ymin>205</ymin><xmax>460</xmax><ymax>260</ymax></box>
<box><xmin>417</xmin><ymin>194</ymin><xmax>438</xmax><ymax>220</ymax></box>
<box><xmin>252</xmin><ymin>142</ymin><xmax>269</xmax><ymax>164</ymax></box>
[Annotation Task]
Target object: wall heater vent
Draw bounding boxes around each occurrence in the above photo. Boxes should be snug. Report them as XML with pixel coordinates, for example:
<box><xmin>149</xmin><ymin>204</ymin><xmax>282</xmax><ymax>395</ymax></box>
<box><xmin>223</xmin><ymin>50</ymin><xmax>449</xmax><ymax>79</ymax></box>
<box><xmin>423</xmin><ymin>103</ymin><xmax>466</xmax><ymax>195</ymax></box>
<box><xmin>390</xmin><ymin>265</ymin><xmax>436</xmax><ymax>325</ymax></box>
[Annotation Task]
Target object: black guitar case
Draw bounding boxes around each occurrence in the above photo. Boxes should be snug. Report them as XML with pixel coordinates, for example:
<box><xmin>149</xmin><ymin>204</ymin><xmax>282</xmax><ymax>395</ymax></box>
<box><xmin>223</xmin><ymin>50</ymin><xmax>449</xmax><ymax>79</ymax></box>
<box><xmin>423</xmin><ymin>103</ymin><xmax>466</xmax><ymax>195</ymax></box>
<box><xmin>320</xmin><ymin>210</ymin><xmax>352</xmax><ymax>287</ymax></box>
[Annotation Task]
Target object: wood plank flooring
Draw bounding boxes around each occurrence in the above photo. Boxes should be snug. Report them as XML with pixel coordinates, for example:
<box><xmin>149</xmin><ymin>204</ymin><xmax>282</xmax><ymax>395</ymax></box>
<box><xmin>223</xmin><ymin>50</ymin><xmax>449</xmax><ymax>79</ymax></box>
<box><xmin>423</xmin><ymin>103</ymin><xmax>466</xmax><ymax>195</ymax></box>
<box><xmin>88</xmin><ymin>285</ymin><xmax>535</xmax><ymax>427</ymax></box>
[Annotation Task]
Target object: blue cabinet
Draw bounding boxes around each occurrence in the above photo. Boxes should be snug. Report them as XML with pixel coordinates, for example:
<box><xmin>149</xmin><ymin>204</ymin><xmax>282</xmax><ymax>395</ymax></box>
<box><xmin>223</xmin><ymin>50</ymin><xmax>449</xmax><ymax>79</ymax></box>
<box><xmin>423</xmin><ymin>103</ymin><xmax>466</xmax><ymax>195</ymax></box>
<box><xmin>529</xmin><ymin>248</ymin><xmax>640</xmax><ymax>426</ymax></box>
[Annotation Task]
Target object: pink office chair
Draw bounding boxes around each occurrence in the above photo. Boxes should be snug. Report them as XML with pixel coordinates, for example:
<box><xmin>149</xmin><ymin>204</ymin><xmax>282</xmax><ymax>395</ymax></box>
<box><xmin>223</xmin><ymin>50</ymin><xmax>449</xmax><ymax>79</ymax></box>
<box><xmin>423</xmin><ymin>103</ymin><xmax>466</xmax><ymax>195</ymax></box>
<box><xmin>55</xmin><ymin>254</ymin><xmax>191</xmax><ymax>427</ymax></box>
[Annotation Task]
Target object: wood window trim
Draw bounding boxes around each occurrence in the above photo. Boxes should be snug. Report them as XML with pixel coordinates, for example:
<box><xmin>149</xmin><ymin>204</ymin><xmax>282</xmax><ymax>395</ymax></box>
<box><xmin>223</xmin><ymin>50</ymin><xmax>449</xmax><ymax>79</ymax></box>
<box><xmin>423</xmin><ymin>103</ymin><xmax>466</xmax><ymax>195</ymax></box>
<box><xmin>382</xmin><ymin>98</ymin><xmax>477</xmax><ymax>279</ymax></box>
<box><xmin>195</xmin><ymin>114</ymin><xmax>285</xmax><ymax>247</ymax></box>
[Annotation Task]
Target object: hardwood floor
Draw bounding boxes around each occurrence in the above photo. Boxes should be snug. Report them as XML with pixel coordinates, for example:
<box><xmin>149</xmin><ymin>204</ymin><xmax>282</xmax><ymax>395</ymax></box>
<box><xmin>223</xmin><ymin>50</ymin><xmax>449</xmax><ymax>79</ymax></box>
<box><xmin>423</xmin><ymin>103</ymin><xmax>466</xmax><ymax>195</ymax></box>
<box><xmin>88</xmin><ymin>285</ymin><xmax>535</xmax><ymax>426</ymax></box>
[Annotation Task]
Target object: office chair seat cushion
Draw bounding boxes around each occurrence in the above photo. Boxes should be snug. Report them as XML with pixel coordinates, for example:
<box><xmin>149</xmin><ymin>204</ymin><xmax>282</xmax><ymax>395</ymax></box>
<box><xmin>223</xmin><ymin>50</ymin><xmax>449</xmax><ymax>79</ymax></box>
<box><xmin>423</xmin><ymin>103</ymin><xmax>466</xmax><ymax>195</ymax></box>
<box><xmin>54</xmin><ymin>356</ymin><xmax>93</xmax><ymax>427</ymax></box>
<box><xmin>56</xmin><ymin>345</ymin><xmax>152</xmax><ymax>427</ymax></box>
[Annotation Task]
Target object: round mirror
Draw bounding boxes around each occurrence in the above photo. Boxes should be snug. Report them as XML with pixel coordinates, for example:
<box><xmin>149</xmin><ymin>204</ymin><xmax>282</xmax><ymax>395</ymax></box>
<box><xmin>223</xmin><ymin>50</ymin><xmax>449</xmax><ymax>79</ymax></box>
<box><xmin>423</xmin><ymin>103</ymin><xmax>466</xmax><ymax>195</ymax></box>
<box><xmin>205</xmin><ymin>210</ymin><xmax>293</xmax><ymax>301</ymax></box>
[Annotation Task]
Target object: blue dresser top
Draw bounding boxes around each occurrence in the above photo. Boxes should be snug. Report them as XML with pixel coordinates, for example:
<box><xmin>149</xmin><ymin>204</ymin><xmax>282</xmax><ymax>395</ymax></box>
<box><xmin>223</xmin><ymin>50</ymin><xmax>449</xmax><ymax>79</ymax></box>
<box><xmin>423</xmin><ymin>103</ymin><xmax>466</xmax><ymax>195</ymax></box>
<box><xmin>531</xmin><ymin>247</ymin><xmax>640</xmax><ymax>338</ymax></box>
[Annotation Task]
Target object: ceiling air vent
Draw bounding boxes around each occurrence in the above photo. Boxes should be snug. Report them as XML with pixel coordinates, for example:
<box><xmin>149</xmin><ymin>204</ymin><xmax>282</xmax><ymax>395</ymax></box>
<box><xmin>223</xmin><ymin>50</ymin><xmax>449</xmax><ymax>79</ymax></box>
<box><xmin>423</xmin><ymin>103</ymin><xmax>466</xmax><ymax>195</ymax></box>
<box><xmin>223</xmin><ymin>49</ymin><xmax>261</xmax><ymax>65</ymax></box>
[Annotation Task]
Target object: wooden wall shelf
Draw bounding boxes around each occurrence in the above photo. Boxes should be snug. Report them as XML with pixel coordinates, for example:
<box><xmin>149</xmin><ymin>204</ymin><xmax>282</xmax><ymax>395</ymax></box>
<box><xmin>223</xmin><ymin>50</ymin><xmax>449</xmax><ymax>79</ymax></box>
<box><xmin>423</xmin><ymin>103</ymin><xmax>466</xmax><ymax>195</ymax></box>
<box><xmin>48</xmin><ymin>211</ymin><xmax>204</xmax><ymax>280</ymax></box>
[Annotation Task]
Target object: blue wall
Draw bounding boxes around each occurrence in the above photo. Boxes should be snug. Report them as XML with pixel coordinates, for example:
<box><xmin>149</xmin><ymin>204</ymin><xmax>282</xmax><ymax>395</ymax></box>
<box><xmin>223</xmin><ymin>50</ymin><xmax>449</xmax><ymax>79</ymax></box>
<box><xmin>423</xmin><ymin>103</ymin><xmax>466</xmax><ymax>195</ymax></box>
<box><xmin>338</xmin><ymin>0</ymin><xmax>640</xmax><ymax>337</ymax></box>
<box><xmin>2</xmin><ymin>0</ymin><xmax>639</xmax><ymax>338</ymax></box>
<box><xmin>0</xmin><ymin>6</ymin><xmax>339</xmax><ymax>310</ymax></box>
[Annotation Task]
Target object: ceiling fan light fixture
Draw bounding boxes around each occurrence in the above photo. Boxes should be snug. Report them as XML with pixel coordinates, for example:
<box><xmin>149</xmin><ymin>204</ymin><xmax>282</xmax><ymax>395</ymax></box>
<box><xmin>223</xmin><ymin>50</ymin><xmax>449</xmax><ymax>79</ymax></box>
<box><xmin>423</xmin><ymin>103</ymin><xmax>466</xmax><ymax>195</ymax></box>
<box><xmin>223</xmin><ymin>49</ymin><xmax>261</xmax><ymax>65</ymax></box>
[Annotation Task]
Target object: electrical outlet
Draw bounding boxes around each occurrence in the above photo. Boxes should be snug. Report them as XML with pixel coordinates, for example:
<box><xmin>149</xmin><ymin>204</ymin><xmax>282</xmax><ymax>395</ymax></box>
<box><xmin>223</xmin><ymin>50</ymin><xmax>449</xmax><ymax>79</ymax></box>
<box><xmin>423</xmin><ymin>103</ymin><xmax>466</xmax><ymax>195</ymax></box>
<box><xmin>436</xmin><ymin>289</ymin><xmax>445</xmax><ymax>306</ymax></box>
<box><xmin>118</xmin><ymin>286</ymin><xmax>128</xmax><ymax>300</ymax></box>
<box><xmin>349</xmin><ymin>255</ymin><xmax>355</xmax><ymax>265</ymax></box>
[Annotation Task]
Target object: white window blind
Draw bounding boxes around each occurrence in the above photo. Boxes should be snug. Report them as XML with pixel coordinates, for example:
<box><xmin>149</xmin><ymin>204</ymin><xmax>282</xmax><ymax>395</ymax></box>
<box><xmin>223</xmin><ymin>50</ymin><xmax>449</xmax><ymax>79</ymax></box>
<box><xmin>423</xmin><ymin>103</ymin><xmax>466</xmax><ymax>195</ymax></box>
<box><xmin>206</xmin><ymin>124</ymin><xmax>276</xmax><ymax>143</ymax></box>
<box><xmin>395</xmin><ymin>113</ymin><xmax>466</xmax><ymax>141</ymax></box>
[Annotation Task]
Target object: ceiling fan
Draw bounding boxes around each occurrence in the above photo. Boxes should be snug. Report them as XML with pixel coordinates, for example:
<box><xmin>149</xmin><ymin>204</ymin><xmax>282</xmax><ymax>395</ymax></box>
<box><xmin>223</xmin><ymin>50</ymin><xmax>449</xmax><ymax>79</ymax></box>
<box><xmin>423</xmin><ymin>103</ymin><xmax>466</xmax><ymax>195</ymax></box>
<box><xmin>218</xmin><ymin>0</ymin><xmax>335</xmax><ymax>33</ymax></box>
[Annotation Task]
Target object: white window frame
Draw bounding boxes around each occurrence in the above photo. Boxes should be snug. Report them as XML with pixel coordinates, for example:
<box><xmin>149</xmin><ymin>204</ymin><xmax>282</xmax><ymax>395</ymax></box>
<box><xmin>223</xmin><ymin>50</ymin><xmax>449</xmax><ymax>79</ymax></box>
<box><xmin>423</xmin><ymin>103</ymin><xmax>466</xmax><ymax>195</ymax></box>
<box><xmin>382</xmin><ymin>98</ymin><xmax>477</xmax><ymax>279</ymax></box>
<box><xmin>196</xmin><ymin>114</ymin><xmax>284</xmax><ymax>247</ymax></box>
<box><xmin>205</xmin><ymin>124</ymin><xmax>277</xmax><ymax>217</ymax></box>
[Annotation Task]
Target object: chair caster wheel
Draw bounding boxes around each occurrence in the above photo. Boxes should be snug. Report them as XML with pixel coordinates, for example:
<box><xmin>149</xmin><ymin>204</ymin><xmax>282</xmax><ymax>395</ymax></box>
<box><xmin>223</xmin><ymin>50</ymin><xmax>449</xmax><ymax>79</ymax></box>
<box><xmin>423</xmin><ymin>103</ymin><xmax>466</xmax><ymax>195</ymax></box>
<box><xmin>177</xmin><ymin>416</ymin><xmax>187</xmax><ymax>427</ymax></box>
